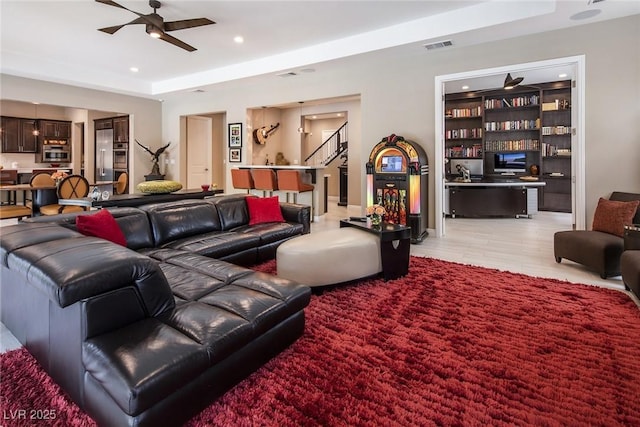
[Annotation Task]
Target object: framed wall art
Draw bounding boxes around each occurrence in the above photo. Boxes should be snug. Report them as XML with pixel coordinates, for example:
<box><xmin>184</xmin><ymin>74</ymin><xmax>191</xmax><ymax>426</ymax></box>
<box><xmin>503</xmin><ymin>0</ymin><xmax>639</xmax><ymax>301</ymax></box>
<box><xmin>228</xmin><ymin>123</ymin><xmax>242</xmax><ymax>147</ymax></box>
<box><xmin>229</xmin><ymin>148</ymin><xmax>241</xmax><ymax>163</ymax></box>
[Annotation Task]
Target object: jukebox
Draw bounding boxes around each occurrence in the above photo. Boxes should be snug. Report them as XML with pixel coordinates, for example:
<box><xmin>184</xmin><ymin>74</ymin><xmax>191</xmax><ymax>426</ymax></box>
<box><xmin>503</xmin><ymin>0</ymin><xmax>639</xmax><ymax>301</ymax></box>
<box><xmin>366</xmin><ymin>134</ymin><xmax>429</xmax><ymax>243</ymax></box>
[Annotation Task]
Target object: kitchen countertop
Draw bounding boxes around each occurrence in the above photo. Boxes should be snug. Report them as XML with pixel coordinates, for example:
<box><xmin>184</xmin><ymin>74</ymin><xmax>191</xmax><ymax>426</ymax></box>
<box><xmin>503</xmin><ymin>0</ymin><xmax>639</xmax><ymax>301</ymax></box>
<box><xmin>14</xmin><ymin>167</ymin><xmax>72</xmax><ymax>174</ymax></box>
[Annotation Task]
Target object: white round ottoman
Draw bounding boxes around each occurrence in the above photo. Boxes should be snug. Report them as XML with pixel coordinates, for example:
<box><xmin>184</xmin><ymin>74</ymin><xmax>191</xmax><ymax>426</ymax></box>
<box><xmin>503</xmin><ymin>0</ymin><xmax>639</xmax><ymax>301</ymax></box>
<box><xmin>276</xmin><ymin>228</ymin><xmax>381</xmax><ymax>287</ymax></box>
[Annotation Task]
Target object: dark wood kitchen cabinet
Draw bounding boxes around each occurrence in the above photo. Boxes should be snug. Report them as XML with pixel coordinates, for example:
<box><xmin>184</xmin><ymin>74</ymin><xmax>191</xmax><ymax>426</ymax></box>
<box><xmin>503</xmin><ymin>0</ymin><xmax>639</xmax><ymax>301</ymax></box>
<box><xmin>1</xmin><ymin>116</ymin><xmax>20</xmax><ymax>152</ymax></box>
<box><xmin>1</xmin><ymin>116</ymin><xmax>37</xmax><ymax>153</ymax></box>
<box><xmin>20</xmin><ymin>119</ymin><xmax>39</xmax><ymax>152</ymax></box>
<box><xmin>113</xmin><ymin>116</ymin><xmax>129</xmax><ymax>143</ymax></box>
<box><xmin>41</xmin><ymin>120</ymin><xmax>71</xmax><ymax>139</ymax></box>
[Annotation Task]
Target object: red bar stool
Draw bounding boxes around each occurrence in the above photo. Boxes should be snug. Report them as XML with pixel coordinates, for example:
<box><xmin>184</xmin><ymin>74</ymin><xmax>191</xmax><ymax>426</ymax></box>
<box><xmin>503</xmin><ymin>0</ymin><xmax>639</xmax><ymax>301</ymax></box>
<box><xmin>230</xmin><ymin>169</ymin><xmax>255</xmax><ymax>194</ymax></box>
<box><xmin>252</xmin><ymin>169</ymin><xmax>278</xmax><ymax>197</ymax></box>
<box><xmin>276</xmin><ymin>170</ymin><xmax>314</xmax><ymax>216</ymax></box>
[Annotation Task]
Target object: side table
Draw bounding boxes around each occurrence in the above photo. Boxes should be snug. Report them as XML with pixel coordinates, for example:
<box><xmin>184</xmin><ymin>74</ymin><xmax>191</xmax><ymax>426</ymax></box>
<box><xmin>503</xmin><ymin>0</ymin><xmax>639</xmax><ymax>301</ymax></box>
<box><xmin>340</xmin><ymin>219</ymin><xmax>411</xmax><ymax>280</ymax></box>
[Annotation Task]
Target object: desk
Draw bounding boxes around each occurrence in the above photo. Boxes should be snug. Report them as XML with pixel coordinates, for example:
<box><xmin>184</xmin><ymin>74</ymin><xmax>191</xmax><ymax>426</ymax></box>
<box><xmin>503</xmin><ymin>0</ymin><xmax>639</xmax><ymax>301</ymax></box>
<box><xmin>60</xmin><ymin>188</ymin><xmax>224</xmax><ymax>209</ymax></box>
<box><xmin>444</xmin><ymin>180</ymin><xmax>546</xmax><ymax>218</ymax></box>
<box><xmin>340</xmin><ymin>219</ymin><xmax>411</xmax><ymax>280</ymax></box>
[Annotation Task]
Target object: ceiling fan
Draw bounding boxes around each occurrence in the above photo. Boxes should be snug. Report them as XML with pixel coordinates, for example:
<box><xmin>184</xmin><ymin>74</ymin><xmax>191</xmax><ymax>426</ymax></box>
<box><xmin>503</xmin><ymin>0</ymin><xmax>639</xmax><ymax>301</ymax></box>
<box><xmin>95</xmin><ymin>0</ymin><xmax>215</xmax><ymax>52</ymax></box>
<box><xmin>503</xmin><ymin>73</ymin><xmax>524</xmax><ymax>90</ymax></box>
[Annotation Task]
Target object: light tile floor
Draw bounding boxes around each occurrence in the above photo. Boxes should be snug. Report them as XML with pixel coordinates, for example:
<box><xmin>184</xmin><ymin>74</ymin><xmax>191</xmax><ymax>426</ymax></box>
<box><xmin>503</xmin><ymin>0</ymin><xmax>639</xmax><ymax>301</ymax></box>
<box><xmin>2</xmin><ymin>199</ymin><xmax>637</xmax><ymax>352</ymax></box>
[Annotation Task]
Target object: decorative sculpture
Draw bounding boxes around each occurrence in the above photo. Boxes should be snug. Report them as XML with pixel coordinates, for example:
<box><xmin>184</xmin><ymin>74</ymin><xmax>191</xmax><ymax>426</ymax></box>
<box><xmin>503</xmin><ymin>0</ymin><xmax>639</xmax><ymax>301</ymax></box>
<box><xmin>135</xmin><ymin>139</ymin><xmax>170</xmax><ymax>175</ymax></box>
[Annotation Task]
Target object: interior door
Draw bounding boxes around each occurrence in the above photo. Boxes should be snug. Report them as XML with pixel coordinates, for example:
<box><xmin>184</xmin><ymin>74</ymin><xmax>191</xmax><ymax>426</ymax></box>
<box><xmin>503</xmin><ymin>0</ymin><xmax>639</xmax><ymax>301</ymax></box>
<box><xmin>186</xmin><ymin>116</ymin><xmax>212</xmax><ymax>189</ymax></box>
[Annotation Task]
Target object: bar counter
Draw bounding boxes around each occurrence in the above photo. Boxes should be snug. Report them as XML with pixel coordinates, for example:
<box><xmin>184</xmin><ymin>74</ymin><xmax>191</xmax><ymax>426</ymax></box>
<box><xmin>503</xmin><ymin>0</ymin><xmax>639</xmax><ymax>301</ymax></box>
<box><xmin>238</xmin><ymin>165</ymin><xmax>326</xmax><ymax>219</ymax></box>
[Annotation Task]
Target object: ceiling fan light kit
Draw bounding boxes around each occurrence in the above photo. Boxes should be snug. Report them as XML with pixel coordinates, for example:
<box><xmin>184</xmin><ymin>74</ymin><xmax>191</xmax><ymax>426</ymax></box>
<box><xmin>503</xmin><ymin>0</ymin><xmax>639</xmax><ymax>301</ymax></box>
<box><xmin>96</xmin><ymin>0</ymin><xmax>215</xmax><ymax>52</ymax></box>
<box><xmin>503</xmin><ymin>73</ymin><xmax>524</xmax><ymax>90</ymax></box>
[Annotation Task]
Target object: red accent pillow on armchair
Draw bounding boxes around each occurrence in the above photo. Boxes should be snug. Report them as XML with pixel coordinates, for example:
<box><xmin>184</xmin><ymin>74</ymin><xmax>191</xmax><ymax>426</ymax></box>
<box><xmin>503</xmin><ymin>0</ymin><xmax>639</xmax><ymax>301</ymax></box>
<box><xmin>76</xmin><ymin>209</ymin><xmax>127</xmax><ymax>246</ymax></box>
<box><xmin>246</xmin><ymin>196</ymin><xmax>285</xmax><ymax>225</ymax></box>
<box><xmin>592</xmin><ymin>198</ymin><xmax>639</xmax><ymax>237</ymax></box>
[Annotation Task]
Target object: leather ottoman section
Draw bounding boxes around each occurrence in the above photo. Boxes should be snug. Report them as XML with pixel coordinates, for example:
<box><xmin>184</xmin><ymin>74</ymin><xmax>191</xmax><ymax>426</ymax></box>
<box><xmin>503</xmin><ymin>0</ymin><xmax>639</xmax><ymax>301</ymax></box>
<box><xmin>83</xmin><ymin>318</ymin><xmax>209</xmax><ymax>416</ymax></box>
<box><xmin>83</xmin><ymin>311</ymin><xmax>306</xmax><ymax>427</ymax></box>
<box><xmin>152</xmin><ymin>251</ymin><xmax>254</xmax><ymax>285</ymax></box>
<box><xmin>198</xmin><ymin>272</ymin><xmax>311</xmax><ymax>337</ymax></box>
<box><xmin>232</xmin><ymin>222</ymin><xmax>304</xmax><ymax>245</ymax></box>
<box><xmin>161</xmin><ymin>231</ymin><xmax>260</xmax><ymax>259</ymax></box>
<box><xmin>161</xmin><ymin>301</ymin><xmax>254</xmax><ymax>363</ymax></box>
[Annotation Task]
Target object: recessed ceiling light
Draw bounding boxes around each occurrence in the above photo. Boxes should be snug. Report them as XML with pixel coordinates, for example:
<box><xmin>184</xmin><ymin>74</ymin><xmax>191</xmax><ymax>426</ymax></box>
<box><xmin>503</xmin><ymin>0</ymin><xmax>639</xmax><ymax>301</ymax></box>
<box><xmin>130</xmin><ymin>67</ymin><xmax>139</xmax><ymax>73</ymax></box>
<box><xmin>336</xmin><ymin>113</ymin><xmax>343</xmax><ymax>117</ymax></box>
<box><xmin>234</xmin><ymin>36</ymin><xmax>244</xmax><ymax>44</ymax></box>
<box><xmin>559</xmin><ymin>73</ymin><xmax>567</xmax><ymax>78</ymax></box>
<box><xmin>462</xmin><ymin>85</ymin><xmax>470</xmax><ymax>90</ymax></box>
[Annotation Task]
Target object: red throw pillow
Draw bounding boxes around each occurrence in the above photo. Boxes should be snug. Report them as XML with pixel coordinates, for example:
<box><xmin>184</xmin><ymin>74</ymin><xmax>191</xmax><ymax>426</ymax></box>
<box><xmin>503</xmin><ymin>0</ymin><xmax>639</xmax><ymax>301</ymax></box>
<box><xmin>592</xmin><ymin>197</ymin><xmax>640</xmax><ymax>237</ymax></box>
<box><xmin>246</xmin><ymin>196</ymin><xmax>285</xmax><ymax>225</ymax></box>
<box><xmin>76</xmin><ymin>209</ymin><xmax>127</xmax><ymax>246</ymax></box>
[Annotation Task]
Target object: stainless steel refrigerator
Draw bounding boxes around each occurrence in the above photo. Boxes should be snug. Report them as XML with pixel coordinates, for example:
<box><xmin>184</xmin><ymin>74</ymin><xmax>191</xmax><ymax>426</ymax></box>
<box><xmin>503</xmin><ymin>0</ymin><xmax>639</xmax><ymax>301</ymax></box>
<box><xmin>95</xmin><ymin>129</ymin><xmax>114</xmax><ymax>181</ymax></box>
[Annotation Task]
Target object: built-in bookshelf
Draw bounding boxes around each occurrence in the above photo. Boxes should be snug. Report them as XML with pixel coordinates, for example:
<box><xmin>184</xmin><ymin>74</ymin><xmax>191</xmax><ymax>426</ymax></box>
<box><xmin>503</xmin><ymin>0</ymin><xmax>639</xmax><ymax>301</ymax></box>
<box><xmin>444</xmin><ymin>80</ymin><xmax>572</xmax><ymax>212</ymax></box>
<box><xmin>444</xmin><ymin>94</ymin><xmax>483</xmax><ymax>175</ymax></box>
<box><xmin>539</xmin><ymin>80</ymin><xmax>572</xmax><ymax>212</ymax></box>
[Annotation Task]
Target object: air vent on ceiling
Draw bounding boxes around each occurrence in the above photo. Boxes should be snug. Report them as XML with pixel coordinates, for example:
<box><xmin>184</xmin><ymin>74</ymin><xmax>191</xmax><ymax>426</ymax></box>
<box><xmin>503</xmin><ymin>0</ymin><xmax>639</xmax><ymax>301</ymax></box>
<box><xmin>276</xmin><ymin>71</ymin><xmax>298</xmax><ymax>78</ymax></box>
<box><xmin>587</xmin><ymin>0</ymin><xmax>605</xmax><ymax>4</ymax></box>
<box><xmin>190</xmin><ymin>89</ymin><xmax>205</xmax><ymax>93</ymax></box>
<box><xmin>424</xmin><ymin>40</ymin><xmax>453</xmax><ymax>50</ymax></box>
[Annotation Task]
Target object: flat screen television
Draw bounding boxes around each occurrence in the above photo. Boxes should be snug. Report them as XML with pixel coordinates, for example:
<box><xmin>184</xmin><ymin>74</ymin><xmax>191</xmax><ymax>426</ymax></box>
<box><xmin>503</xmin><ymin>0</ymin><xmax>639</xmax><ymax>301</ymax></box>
<box><xmin>494</xmin><ymin>152</ymin><xmax>526</xmax><ymax>173</ymax></box>
<box><xmin>380</xmin><ymin>155</ymin><xmax>404</xmax><ymax>173</ymax></box>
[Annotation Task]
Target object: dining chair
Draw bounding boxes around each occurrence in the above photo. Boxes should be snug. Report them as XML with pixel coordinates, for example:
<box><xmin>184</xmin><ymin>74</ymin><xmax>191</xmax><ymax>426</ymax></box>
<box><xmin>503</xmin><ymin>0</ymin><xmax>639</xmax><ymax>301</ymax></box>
<box><xmin>115</xmin><ymin>172</ymin><xmax>128</xmax><ymax>195</ymax></box>
<box><xmin>39</xmin><ymin>174</ymin><xmax>90</xmax><ymax>215</ymax></box>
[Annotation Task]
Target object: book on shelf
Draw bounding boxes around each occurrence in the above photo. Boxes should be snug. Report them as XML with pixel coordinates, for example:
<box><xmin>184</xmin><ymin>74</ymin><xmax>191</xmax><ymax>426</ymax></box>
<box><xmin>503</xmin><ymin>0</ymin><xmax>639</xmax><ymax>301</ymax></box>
<box><xmin>485</xmin><ymin>118</ymin><xmax>540</xmax><ymax>131</ymax></box>
<box><xmin>484</xmin><ymin>94</ymin><xmax>539</xmax><ymax>109</ymax></box>
<box><xmin>485</xmin><ymin>139</ymin><xmax>539</xmax><ymax>151</ymax></box>
<box><xmin>446</xmin><ymin>106</ymin><xmax>482</xmax><ymax>118</ymax></box>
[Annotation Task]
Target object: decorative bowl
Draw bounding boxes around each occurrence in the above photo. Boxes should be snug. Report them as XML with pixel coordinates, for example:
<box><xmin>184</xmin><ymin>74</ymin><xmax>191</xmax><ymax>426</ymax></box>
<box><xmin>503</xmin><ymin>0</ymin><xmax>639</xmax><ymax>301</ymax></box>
<box><xmin>136</xmin><ymin>180</ymin><xmax>183</xmax><ymax>194</ymax></box>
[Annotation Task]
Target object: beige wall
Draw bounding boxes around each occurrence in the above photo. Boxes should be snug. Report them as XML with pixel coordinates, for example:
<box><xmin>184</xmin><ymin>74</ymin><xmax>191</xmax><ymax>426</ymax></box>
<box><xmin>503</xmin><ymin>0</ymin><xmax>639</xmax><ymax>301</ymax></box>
<box><xmin>0</xmin><ymin>77</ymin><xmax>162</xmax><ymax>189</ymax></box>
<box><xmin>159</xmin><ymin>15</ymin><xmax>638</xmax><ymax>227</ymax></box>
<box><xmin>2</xmin><ymin>15</ymin><xmax>638</xmax><ymax>228</ymax></box>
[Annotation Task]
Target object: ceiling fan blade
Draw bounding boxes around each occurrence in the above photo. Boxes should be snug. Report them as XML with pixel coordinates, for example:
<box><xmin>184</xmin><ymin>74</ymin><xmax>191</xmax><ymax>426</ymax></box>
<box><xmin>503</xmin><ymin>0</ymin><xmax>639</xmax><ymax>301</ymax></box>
<box><xmin>98</xmin><ymin>17</ymin><xmax>148</xmax><ymax>34</ymax></box>
<box><xmin>95</xmin><ymin>0</ymin><xmax>145</xmax><ymax>17</ymax></box>
<box><xmin>163</xmin><ymin>18</ymin><xmax>215</xmax><ymax>32</ymax></box>
<box><xmin>157</xmin><ymin>32</ymin><xmax>197</xmax><ymax>52</ymax></box>
<box><xmin>98</xmin><ymin>24</ymin><xmax>126</xmax><ymax>35</ymax></box>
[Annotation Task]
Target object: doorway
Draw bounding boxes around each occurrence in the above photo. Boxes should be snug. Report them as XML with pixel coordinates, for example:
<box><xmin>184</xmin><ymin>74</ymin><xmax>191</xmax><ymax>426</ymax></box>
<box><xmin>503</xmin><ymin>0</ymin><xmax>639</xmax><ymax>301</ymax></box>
<box><xmin>434</xmin><ymin>55</ymin><xmax>586</xmax><ymax>238</ymax></box>
<box><xmin>184</xmin><ymin>113</ymin><xmax>225</xmax><ymax>190</ymax></box>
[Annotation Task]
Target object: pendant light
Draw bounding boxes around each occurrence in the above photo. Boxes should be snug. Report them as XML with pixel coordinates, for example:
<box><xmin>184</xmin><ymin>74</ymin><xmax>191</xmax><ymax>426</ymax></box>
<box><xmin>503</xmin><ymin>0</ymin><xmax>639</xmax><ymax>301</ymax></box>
<box><xmin>32</xmin><ymin>103</ymin><xmax>40</xmax><ymax>136</ymax></box>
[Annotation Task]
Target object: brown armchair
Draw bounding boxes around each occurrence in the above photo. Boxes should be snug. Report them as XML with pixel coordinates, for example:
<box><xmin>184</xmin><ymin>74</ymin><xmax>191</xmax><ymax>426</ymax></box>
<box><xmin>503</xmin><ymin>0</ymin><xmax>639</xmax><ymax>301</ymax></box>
<box><xmin>554</xmin><ymin>192</ymin><xmax>640</xmax><ymax>279</ymax></box>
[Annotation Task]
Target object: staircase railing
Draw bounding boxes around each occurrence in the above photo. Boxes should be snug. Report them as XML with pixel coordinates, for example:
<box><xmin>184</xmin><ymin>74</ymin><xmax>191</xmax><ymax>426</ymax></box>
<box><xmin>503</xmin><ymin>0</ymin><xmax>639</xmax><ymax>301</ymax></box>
<box><xmin>304</xmin><ymin>121</ymin><xmax>348</xmax><ymax>166</ymax></box>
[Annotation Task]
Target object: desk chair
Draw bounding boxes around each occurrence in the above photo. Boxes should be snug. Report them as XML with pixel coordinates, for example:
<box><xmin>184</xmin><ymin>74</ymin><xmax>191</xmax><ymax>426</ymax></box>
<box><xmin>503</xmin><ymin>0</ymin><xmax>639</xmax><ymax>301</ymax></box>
<box><xmin>276</xmin><ymin>170</ymin><xmax>314</xmax><ymax>217</ymax></box>
<box><xmin>40</xmin><ymin>175</ymin><xmax>90</xmax><ymax>215</ymax></box>
<box><xmin>231</xmin><ymin>169</ymin><xmax>255</xmax><ymax>194</ymax></box>
<box><xmin>252</xmin><ymin>169</ymin><xmax>278</xmax><ymax>197</ymax></box>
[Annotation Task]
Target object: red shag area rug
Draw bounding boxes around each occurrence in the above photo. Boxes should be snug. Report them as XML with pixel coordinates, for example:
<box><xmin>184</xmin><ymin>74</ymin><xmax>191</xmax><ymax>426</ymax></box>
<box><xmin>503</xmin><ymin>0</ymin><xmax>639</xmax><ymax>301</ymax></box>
<box><xmin>2</xmin><ymin>257</ymin><xmax>640</xmax><ymax>426</ymax></box>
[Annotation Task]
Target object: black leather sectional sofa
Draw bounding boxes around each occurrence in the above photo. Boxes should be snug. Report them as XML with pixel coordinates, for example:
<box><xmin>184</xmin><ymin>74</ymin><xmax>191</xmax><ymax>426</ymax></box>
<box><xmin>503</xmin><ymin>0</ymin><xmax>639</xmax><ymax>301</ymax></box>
<box><xmin>0</xmin><ymin>194</ymin><xmax>312</xmax><ymax>426</ymax></box>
